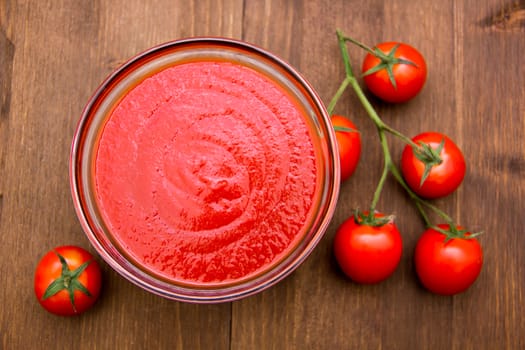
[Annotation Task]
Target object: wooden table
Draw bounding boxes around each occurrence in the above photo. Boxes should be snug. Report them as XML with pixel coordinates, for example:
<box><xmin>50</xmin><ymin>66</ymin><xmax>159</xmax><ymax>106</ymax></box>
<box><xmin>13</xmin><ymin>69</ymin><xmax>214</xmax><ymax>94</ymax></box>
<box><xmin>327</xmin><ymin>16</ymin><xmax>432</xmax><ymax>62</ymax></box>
<box><xmin>1</xmin><ymin>0</ymin><xmax>524</xmax><ymax>349</ymax></box>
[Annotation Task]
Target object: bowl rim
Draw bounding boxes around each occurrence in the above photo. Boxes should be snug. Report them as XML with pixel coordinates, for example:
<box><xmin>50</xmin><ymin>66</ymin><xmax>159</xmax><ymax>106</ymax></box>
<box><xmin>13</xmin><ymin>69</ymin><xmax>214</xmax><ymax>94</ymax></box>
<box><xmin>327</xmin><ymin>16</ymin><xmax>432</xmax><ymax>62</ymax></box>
<box><xmin>69</xmin><ymin>36</ymin><xmax>340</xmax><ymax>303</ymax></box>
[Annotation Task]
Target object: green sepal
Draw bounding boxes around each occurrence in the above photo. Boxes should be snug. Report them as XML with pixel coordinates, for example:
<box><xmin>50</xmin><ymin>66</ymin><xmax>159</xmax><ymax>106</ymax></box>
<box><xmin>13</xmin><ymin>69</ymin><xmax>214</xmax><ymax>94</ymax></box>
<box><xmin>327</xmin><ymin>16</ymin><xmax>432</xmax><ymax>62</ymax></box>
<box><xmin>432</xmin><ymin>224</ymin><xmax>484</xmax><ymax>243</ymax></box>
<box><xmin>41</xmin><ymin>251</ymin><xmax>94</xmax><ymax>313</ymax></box>
<box><xmin>362</xmin><ymin>43</ymin><xmax>419</xmax><ymax>90</ymax></box>
<box><xmin>333</xmin><ymin>125</ymin><xmax>359</xmax><ymax>133</ymax></box>
<box><xmin>413</xmin><ymin>139</ymin><xmax>445</xmax><ymax>187</ymax></box>
<box><xmin>42</xmin><ymin>277</ymin><xmax>68</xmax><ymax>300</ymax></box>
<box><xmin>71</xmin><ymin>278</ymin><xmax>92</xmax><ymax>297</ymax></box>
<box><xmin>353</xmin><ymin>209</ymin><xmax>395</xmax><ymax>227</ymax></box>
<box><xmin>362</xmin><ymin>61</ymin><xmax>389</xmax><ymax>77</ymax></box>
<box><xmin>70</xmin><ymin>261</ymin><xmax>91</xmax><ymax>280</ymax></box>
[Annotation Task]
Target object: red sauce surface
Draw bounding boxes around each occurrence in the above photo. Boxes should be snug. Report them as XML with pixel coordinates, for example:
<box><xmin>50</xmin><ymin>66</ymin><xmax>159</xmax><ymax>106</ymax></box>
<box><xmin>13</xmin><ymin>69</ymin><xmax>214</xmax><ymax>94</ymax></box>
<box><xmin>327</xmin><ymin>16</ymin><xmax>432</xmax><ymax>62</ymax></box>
<box><xmin>95</xmin><ymin>61</ymin><xmax>317</xmax><ymax>285</ymax></box>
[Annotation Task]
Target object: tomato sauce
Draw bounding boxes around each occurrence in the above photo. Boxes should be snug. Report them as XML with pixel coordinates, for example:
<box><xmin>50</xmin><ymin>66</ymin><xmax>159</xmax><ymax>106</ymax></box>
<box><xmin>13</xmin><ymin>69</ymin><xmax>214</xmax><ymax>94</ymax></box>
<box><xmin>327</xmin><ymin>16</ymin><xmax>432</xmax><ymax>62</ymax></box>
<box><xmin>94</xmin><ymin>61</ymin><xmax>317</xmax><ymax>285</ymax></box>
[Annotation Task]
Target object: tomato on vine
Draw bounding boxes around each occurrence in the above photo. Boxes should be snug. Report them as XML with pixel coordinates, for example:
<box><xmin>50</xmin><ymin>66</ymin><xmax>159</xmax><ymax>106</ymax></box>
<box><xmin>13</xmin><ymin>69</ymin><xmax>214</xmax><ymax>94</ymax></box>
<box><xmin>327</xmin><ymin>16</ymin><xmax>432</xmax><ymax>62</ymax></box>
<box><xmin>414</xmin><ymin>224</ymin><xmax>483</xmax><ymax>295</ymax></box>
<box><xmin>361</xmin><ymin>42</ymin><xmax>427</xmax><ymax>103</ymax></box>
<box><xmin>331</xmin><ymin>115</ymin><xmax>361</xmax><ymax>181</ymax></box>
<box><xmin>333</xmin><ymin>212</ymin><xmax>402</xmax><ymax>284</ymax></box>
<box><xmin>401</xmin><ymin>132</ymin><xmax>466</xmax><ymax>199</ymax></box>
<box><xmin>331</xmin><ymin>30</ymin><xmax>483</xmax><ymax>295</ymax></box>
<box><xmin>34</xmin><ymin>246</ymin><xmax>102</xmax><ymax>316</ymax></box>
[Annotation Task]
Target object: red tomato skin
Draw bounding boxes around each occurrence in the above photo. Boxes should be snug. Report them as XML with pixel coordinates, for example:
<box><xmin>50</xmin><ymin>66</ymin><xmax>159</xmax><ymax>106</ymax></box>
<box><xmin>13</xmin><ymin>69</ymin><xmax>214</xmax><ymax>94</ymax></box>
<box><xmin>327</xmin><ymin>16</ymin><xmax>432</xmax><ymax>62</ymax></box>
<box><xmin>362</xmin><ymin>42</ymin><xmax>427</xmax><ymax>103</ymax></box>
<box><xmin>333</xmin><ymin>213</ymin><xmax>402</xmax><ymax>284</ymax></box>
<box><xmin>331</xmin><ymin>115</ymin><xmax>361</xmax><ymax>181</ymax></box>
<box><xmin>414</xmin><ymin>225</ymin><xmax>483</xmax><ymax>296</ymax></box>
<box><xmin>401</xmin><ymin>132</ymin><xmax>466</xmax><ymax>199</ymax></box>
<box><xmin>34</xmin><ymin>246</ymin><xmax>102</xmax><ymax>316</ymax></box>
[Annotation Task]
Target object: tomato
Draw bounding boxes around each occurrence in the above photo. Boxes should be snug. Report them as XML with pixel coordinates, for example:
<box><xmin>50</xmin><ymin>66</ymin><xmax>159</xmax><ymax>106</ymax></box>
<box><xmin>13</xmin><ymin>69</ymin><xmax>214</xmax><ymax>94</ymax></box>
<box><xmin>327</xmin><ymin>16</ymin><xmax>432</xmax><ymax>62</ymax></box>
<box><xmin>333</xmin><ymin>212</ymin><xmax>402</xmax><ymax>284</ymax></box>
<box><xmin>362</xmin><ymin>42</ymin><xmax>427</xmax><ymax>103</ymax></box>
<box><xmin>414</xmin><ymin>224</ymin><xmax>483</xmax><ymax>295</ymax></box>
<box><xmin>34</xmin><ymin>246</ymin><xmax>102</xmax><ymax>316</ymax></box>
<box><xmin>401</xmin><ymin>132</ymin><xmax>466</xmax><ymax>199</ymax></box>
<box><xmin>331</xmin><ymin>115</ymin><xmax>361</xmax><ymax>181</ymax></box>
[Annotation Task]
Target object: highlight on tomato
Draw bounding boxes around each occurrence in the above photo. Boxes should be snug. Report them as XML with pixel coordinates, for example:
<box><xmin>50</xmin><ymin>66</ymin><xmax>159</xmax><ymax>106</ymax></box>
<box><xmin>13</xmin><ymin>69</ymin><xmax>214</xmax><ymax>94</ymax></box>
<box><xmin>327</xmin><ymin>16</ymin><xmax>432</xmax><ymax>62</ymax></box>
<box><xmin>361</xmin><ymin>42</ymin><xmax>427</xmax><ymax>103</ymax></box>
<box><xmin>330</xmin><ymin>115</ymin><xmax>361</xmax><ymax>181</ymax></box>
<box><xmin>34</xmin><ymin>245</ymin><xmax>102</xmax><ymax>316</ymax></box>
<box><xmin>401</xmin><ymin>131</ymin><xmax>466</xmax><ymax>199</ymax></box>
<box><xmin>414</xmin><ymin>224</ymin><xmax>483</xmax><ymax>296</ymax></box>
<box><xmin>333</xmin><ymin>211</ymin><xmax>402</xmax><ymax>284</ymax></box>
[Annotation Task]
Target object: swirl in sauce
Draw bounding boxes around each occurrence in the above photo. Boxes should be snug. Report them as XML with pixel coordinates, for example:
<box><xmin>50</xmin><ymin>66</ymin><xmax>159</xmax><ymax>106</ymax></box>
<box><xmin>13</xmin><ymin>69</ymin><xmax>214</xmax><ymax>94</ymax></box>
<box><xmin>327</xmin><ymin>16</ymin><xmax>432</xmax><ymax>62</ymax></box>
<box><xmin>95</xmin><ymin>61</ymin><xmax>317</xmax><ymax>285</ymax></box>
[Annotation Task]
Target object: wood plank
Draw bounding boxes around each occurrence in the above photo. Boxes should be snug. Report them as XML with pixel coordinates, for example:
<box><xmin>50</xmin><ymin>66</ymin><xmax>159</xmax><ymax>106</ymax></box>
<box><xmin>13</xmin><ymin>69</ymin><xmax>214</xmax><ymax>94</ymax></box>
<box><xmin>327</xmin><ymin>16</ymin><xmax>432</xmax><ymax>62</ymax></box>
<box><xmin>452</xmin><ymin>1</ymin><xmax>525</xmax><ymax>348</ymax></box>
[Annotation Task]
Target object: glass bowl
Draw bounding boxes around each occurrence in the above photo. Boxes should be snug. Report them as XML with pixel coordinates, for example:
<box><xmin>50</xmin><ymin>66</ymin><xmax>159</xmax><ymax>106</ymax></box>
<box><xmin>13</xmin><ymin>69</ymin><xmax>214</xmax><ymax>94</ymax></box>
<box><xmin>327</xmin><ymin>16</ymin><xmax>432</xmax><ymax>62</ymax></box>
<box><xmin>70</xmin><ymin>37</ymin><xmax>340</xmax><ymax>303</ymax></box>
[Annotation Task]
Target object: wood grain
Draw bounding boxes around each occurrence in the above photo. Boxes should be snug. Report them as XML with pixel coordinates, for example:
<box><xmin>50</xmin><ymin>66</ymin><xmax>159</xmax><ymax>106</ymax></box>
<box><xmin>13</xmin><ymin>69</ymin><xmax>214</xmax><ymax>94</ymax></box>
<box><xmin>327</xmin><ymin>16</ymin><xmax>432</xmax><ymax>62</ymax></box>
<box><xmin>1</xmin><ymin>0</ymin><xmax>524</xmax><ymax>349</ymax></box>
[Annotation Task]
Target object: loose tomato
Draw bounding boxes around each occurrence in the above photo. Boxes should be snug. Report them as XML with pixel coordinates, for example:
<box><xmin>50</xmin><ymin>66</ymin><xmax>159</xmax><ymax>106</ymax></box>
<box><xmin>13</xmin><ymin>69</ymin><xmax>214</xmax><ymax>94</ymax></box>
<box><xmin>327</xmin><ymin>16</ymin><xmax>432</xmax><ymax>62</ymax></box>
<box><xmin>401</xmin><ymin>132</ymin><xmax>466</xmax><ymax>199</ymax></box>
<box><xmin>362</xmin><ymin>42</ymin><xmax>427</xmax><ymax>103</ymax></box>
<box><xmin>333</xmin><ymin>212</ymin><xmax>402</xmax><ymax>284</ymax></box>
<box><xmin>331</xmin><ymin>115</ymin><xmax>361</xmax><ymax>181</ymax></box>
<box><xmin>34</xmin><ymin>246</ymin><xmax>102</xmax><ymax>316</ymax></box>
<box><xmin>414</xmin><ymin>225</ymin><xmax>483</xmax><ymax>295</ymax></box>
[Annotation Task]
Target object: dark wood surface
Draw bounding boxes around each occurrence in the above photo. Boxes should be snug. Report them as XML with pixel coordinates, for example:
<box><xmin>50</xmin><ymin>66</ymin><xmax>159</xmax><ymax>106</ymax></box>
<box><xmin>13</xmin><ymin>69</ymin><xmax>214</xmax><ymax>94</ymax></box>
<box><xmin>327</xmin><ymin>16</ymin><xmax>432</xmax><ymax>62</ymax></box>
<box><xmin>1</xmin><ymin>1</ymin><xmax>524</xmax><ymax>349</ymax></box>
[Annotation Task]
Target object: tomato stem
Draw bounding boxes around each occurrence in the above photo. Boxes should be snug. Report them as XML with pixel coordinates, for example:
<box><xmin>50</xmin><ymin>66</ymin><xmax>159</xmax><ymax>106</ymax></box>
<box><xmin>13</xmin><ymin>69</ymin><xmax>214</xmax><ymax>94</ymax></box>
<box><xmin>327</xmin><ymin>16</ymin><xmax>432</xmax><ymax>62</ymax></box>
<box><xmin>341</xmin><ymin>34</ymin><xmax>377</xmax><ymax>57</ymax></box>
<box><xmin>327</xmin><ymin>76</ymin><xmax>351</xmax><ymax>115</ymax></box>
<box><xmin>337</xmin><ymin>30</ymin><xmax>356</xmax><ymax>77</ymax></box>
<box><xmin>332</xmin><ymin>29</ymin><xmax>457</xmax><ymax>229</ymax></box>
<box><xmin>382</xmin><ymin>124</ymin><xmax>419</xmax><ymax>148</ymax></box>
<box><xmin>370</xmin><ymin>141</ymin><xmax>390</xmax><ymax>212</ymax></box>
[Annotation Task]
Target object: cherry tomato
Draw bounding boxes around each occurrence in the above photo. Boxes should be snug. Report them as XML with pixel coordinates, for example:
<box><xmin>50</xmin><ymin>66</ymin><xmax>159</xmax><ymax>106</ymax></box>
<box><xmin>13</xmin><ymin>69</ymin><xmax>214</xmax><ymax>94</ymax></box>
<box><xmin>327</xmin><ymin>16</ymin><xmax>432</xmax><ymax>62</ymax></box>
<box><xmin>333</xmin><ymin>212</ymin><xmax>402</xmax><ymax>284</ymax></box>
<box><xmin>414</xmin><ymin>225</ymin><xmax>483</xmax><ymax>295</ymax></box>
<box><xmin>362</xmin><ymin>42</ymin><xmax>427</xmax><ymax>103</ymax></box>
<box><xmin>401</xmin><ymin>132</ymin><xmax>466</xmax><ymax>199</ymax></box>
<box><xmin>34</xmin><ymin>246</ymin><xmax>102</xmax><ymax>316</ymax></box>
<box><xmin>331</xmin><ymin>115</ymin><xmax>361</xmax><ymax>181</ymax></box>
